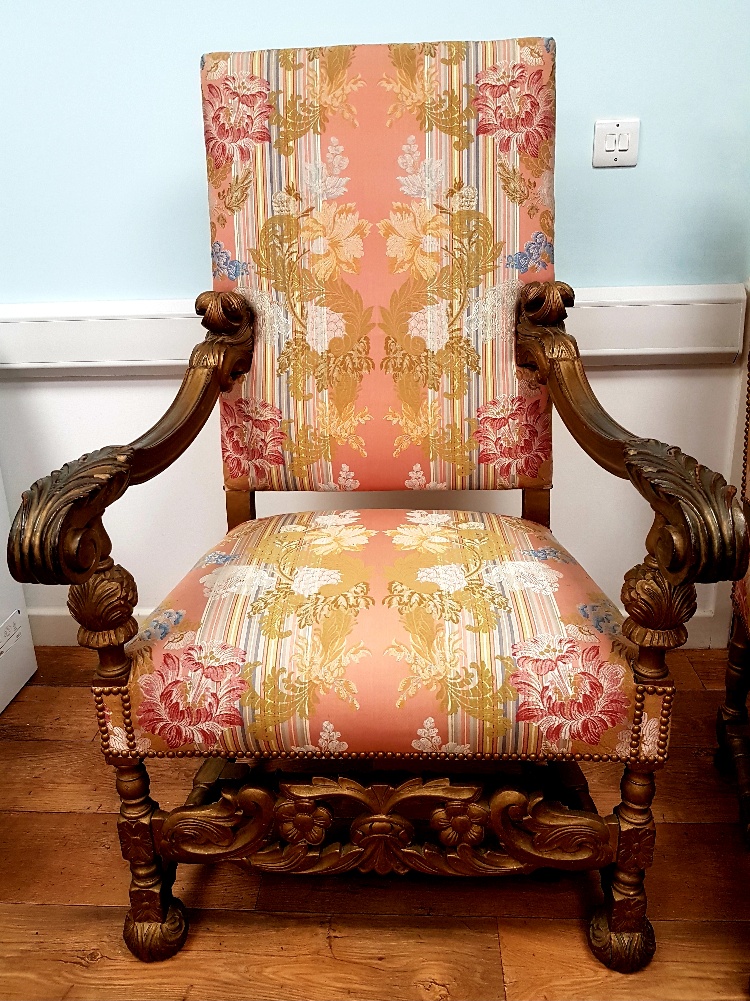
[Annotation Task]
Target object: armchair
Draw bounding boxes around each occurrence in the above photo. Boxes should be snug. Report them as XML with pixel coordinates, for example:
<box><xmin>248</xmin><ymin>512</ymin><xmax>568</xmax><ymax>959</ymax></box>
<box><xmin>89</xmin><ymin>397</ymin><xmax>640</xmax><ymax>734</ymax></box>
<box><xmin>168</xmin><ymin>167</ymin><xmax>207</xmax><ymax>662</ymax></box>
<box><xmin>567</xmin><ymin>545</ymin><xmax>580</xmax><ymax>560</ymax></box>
<box><xmin>8</xmin><ymin>39</ymin><xmax>748</xmax><ymax>975</ymax></box>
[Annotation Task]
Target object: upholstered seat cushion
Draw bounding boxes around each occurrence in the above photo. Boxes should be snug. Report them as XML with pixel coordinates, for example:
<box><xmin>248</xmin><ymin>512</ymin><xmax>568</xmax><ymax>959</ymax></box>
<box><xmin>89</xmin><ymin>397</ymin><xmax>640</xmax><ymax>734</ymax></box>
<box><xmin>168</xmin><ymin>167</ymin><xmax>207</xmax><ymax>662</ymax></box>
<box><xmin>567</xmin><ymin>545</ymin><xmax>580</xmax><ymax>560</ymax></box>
<box><xmin>99</xmin><ymin>510</ymin><xmax>671</xmax><ymax>764</ymax></box>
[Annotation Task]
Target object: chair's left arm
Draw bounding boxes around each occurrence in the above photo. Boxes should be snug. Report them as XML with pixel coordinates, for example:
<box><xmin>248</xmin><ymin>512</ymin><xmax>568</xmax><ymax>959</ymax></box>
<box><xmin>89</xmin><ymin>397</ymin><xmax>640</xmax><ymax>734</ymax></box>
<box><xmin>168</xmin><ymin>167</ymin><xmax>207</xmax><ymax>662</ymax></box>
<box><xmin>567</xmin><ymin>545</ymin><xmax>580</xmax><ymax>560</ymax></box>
<box><xmin>7</xmin><ymin>290</ymin><xmax>253</xmax><ymax>590</ymax></box>
<box><xmin>517</xmin><ymin>280</ymin><xmax>749</xmax><ymax>681</ymax></box>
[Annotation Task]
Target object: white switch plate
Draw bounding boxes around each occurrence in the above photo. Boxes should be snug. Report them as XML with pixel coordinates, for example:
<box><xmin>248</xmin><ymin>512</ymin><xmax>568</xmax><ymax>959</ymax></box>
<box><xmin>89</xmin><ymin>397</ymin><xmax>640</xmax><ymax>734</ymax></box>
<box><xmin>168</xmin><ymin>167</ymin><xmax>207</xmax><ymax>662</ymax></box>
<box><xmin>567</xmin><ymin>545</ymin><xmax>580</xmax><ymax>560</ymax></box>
<box><xmin>593</xmin><ymin>118</ymin><xmax>640</xmax><ymax>167</ymax></box>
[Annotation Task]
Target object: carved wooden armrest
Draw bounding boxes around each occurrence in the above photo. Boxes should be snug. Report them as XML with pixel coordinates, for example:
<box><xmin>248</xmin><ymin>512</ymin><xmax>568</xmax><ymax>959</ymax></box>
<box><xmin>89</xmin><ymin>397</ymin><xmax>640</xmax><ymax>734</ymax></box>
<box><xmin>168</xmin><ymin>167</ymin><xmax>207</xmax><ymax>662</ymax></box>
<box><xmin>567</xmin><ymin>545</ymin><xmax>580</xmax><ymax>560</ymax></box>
<box><xmin>8</xmin><ymin>291</ymin><xmax>254</xmax><ymax>588</ymax></box>
<box><xmin>517</xmin><ymin>281</ymin><xmax>749</xmax><ymax>670</ymax></box>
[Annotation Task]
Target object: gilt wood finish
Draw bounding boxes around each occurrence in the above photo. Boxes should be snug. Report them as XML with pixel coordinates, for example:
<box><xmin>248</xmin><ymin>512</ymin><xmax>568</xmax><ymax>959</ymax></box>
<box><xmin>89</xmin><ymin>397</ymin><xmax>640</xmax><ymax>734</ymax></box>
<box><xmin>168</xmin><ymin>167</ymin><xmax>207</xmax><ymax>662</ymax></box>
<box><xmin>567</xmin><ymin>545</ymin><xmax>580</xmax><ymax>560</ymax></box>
<box><xmin>6</xmin><ymin>282</ymin><xmax>750</xmax><ymax>974</ymax></box>
<box><xmin>517</xmin><ymin>280</ymin><xmax>750</xmax><ymax>676</ymax></box>
<box><xmin>153</xmin><ymin>765</ymin><xmax>616</xmax><ymax>878</ymax></box>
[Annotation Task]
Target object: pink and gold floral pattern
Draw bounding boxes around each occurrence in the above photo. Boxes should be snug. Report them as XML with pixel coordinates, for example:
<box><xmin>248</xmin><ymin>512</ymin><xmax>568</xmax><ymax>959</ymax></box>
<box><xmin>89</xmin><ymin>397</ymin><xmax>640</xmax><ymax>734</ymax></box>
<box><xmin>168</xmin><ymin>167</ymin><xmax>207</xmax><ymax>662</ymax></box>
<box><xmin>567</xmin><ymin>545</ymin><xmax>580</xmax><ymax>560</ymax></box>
<box><xmin>102</xmin><ymin>510</ymin><xmax>671</xmax><ymax>761</ymax></box>
<box><xmin>203</xmin><ymin>40</ymin><xmax>556</xmax><ymax>492</ymax></box>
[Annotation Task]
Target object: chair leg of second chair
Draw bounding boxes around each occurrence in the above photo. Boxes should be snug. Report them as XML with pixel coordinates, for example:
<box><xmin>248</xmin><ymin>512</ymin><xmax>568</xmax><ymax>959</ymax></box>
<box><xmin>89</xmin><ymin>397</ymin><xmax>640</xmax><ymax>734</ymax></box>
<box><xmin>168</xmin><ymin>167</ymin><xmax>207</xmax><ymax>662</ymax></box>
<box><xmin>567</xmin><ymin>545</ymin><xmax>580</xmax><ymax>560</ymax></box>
<box><xmin>587</xmin><ymin>764</ymin><xmax>657</xmax><ymax>973</ymax></box>
<box><xmin>717</xmin><ymin>613</ymin><xmax>750</xmax><ymax>840</ymax></box>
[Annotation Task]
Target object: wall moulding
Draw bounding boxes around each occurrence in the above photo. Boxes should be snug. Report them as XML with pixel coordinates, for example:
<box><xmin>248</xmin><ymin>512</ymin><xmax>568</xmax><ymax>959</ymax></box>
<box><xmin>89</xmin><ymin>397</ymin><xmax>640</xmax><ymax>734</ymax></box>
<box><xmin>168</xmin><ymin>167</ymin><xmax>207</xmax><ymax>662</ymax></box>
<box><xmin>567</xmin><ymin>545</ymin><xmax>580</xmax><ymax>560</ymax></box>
<box><xmin>0</xmin><ymin>284</ymin><xmax>746</xmax><ymax>379</ymax></box>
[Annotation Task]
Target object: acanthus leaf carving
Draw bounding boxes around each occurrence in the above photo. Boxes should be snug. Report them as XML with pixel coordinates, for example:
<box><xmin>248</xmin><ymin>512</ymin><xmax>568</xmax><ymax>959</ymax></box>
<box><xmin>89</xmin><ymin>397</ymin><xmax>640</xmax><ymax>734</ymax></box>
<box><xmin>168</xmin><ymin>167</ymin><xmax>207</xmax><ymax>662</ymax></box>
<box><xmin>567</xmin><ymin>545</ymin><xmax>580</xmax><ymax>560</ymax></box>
<box><xmin>624</xmin><ymin>440</ymin><xmax>749</xmax><ymax>586</ymax></box>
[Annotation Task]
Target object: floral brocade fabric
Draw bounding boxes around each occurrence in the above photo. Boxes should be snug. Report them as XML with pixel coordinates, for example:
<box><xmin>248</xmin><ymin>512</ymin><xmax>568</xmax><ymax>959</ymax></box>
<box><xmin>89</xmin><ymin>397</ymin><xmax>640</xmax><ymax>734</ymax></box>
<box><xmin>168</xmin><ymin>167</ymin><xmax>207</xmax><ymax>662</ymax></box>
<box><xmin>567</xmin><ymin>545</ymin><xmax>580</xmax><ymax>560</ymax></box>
<box><xmin>203</xmin><ymin>40</ymin><xmax>556</xmax><ymax>492</ymax></box>
<box><xmin>101</xmin><ymin>511</ymin><xmax>671</xmax><ymax>761</ymax></box>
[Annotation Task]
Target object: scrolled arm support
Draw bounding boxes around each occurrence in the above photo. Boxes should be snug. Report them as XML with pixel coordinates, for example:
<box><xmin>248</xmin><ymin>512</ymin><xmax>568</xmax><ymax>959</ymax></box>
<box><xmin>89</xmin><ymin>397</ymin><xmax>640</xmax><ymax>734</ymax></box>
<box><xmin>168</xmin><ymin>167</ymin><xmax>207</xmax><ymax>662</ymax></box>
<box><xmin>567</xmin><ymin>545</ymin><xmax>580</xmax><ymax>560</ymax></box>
<box><xmin>8</xmin><ymin>290</ymin><xmax>254</xmax><ymax>587</ymax></box>
<box><xmin>517</xmin><ymin>281</ymin><xmax>749</xmax><ymax>596</ymax></box>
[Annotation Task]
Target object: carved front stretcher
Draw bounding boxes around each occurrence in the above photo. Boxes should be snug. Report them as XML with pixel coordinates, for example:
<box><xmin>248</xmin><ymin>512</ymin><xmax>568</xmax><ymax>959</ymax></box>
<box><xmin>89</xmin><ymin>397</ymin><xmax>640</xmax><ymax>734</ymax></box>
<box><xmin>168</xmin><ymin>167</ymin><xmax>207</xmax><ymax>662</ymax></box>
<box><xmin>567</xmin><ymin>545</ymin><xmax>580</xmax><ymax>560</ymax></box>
<box><xmin>153</xmin><ymin>762</ymin><xmax>618</xmax><ymax>876</ymax></box>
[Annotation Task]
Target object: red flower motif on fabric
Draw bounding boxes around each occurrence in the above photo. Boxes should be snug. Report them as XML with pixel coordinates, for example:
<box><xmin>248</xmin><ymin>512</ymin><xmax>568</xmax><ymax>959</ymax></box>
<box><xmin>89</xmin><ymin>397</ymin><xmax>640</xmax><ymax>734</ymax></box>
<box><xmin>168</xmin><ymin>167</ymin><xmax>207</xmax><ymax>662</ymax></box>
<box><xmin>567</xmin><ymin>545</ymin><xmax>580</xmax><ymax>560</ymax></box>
<box><xmin>181</xmin><ymin>642</ymin><xmax>247</xmax><ymax>682</ymax></box>
<box><xmin>220</xmin><ymin>397</ymin><xmax>285</xmax><ymax>485</ymax></box>
<box><xmin>511</xmin><ymin>635</ymin><xmax>579</xmax><ymax>676</ymax></box>
<box><xmin>203</xmin><ymin>74</ymin><xmax>273</xmax><ymax>170</ymax></box>
<box><xmin>474</xmin><ymin>394</ymin><xmax>551</xmax><ymax>483</ymax></box>
<box><xmin>510</xmin><ymin>645</ymin><xmax>629</xmax><ymax>747</ymax></box>
<box><xmin>474</xmin><ymin>63</ymin><xmax>554</xmax><ymax>158</ymax></box>
<box><xmin>136</xmin><ymin>652</ymin><xmax>247</xmax><ymax>749</ymax></box>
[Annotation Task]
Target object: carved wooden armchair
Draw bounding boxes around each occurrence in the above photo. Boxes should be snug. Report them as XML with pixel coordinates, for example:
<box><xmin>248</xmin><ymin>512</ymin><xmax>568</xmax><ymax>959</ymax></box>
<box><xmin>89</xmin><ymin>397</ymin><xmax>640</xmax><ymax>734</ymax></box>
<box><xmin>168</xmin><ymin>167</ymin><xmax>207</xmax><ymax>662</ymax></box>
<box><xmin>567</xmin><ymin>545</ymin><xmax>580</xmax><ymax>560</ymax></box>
<box><xmin>8</xmin><ymin>39</ymin><xmax>749</xmax><ymax>974</ymax></box>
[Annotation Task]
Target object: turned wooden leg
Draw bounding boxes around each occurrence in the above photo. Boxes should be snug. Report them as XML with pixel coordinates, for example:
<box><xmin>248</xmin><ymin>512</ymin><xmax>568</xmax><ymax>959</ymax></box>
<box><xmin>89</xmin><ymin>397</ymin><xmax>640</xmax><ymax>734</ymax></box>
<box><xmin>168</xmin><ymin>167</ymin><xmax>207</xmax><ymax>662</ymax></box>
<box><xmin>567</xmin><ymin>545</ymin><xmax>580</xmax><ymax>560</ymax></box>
<box><xmin>588</xmin><ymin>764</ymin><xmax>657</xmax><ymax>973</ymax></box>
<box><xmin>115</xmin><ymin>757</ymin><xmax>188</xmax><ymax>962</ymax></box>
<box><xmin>716</xmin><ymin>613</ymin><xmax>750</xmax><ymax>840</ymax></box>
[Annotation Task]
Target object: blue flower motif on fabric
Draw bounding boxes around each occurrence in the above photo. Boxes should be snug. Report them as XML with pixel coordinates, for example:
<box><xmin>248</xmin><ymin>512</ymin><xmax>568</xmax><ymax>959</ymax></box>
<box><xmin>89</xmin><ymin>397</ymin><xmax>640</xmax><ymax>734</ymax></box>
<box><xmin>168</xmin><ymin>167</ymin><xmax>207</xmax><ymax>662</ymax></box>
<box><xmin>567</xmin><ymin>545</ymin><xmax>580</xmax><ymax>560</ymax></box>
<box><xmin>520</xmin><ymin>547</ymin><xmax>575</xmax><ymax>564</ymax></box>
<box><xmin>578</xmin><ymin>601</ymin><xmax>621</xmax><ymax>635</ymax></box>
<box><xmin>202</xmin><ymin>551</ymin><xmax>240</xmax><ymax>567</ymax></box>
<box><xmin>140</xmin><ymin>608</ymin><xmax>185</xmax><ymax>643</ymax></box>
<box><xmin>506</xmin><ymin>232</ymin><xmax>554</xmax><ymax>274</ymax></box>
<box><xmin>211</xmin><ymin>241</ymin><xmax>250</xmax><ymax>281</ymax></box>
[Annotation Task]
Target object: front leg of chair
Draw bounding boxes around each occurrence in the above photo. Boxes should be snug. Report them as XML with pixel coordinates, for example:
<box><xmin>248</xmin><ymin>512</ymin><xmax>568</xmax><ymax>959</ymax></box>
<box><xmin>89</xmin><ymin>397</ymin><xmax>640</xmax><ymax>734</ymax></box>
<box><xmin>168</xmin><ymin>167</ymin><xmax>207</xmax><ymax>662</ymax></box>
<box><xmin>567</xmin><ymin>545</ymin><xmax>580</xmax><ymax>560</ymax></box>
<box><xmin>717</xmin><ymin>613</ymin><xmax>750</xmax><ymax>840</ymax></box>
<box><xmin>588</xmin><ymin>765</ymin><xmax>657</xmax><ymax>973</ymax></box>
<box><xmin>115</xmin><ymin>758</ymin><xmax>188</xmax><ymax>962</ymax></box>
<box><xmin>70</xmin><ymin>558</ymin><xmax>188</xmax><ymax>961</ymax></box>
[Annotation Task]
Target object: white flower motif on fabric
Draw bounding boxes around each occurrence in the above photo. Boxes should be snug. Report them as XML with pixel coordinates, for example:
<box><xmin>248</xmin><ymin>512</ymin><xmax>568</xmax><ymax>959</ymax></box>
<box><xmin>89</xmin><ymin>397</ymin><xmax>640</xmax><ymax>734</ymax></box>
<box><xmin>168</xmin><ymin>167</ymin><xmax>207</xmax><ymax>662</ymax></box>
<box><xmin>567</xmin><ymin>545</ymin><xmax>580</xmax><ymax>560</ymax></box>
<box><xmin>458</xmin><ymin>521</ymin><xmax>486</xmax><ymax>530</ymax></box>
<box><xmin>313</xmin><ymin>510</ymin><xmax>361</xmax><ymax>527</ymax></box>
<box><xmin>482</xmin><ymin>560</ymin><xmax>563</xmax><ymax>596</ymax></box>
<box><xmin>304</xmin><ymin>136</ymin><xmax>350</xmax><ymax>200</ymax></box>
<box><xmin>107</xmin><ymin>724</ymin><xmax>152</xmax><ymax>755</ymax></box>
<box><xmin>449</xmin><ymin>185</ymin><xmax>478</xmax><ymax>211</ymax></box>
<box><xmin>305</xmin><ymin>302</ymin><xmax>346</xmax><ymax>353</ymax></box>
<box><xmin>565</xmin><ymin>622</ymin><xmax>599</xmax><ymax>642</ymax></box>
<box><xmin>272</xmin><ymin>190</ymin><xmax>298</xmax><ymax>214</ymax></box>
<box><xmin>407</xmin><ymin>302</ymin><xmax>450</xmax><ymax>351</ymax></box>
<box><xmin>416</xmin><ymin>563</ymin><xmax>469</xmax><ymax>593</ymax></box>
<box><xmin>464</xmin><ymin>279</ymin><xmax>522</xmax><ymax>343</ymax></box>
<box><xmin>319</xmin><ymin>464</ymin><xmax>361</xmax><ymax>492</ymax></box>
<box><xmin>199</xmin><ymin>565</ymin><xmax>277</xmax><ymax>599</ymax></box>
<box><xmin>163</xmin><ymin>629</ymin><xmax>198</xmax><ymax>651</ymax></box>
<box><xmin>397</xmin><ymin>135</ymin><xmax>421</xmax><ymax>173</ymax></box>
<box><xmin>278</xmin><ymin>524</ymin><xmax>307</xmax><ymax>533</ymax></box>
<box><xmin>404</xmin><ymin>463</ymin><xmax>447</xmax><ymax>490</ymax></box>
<box><xmin>290</xmin><ymin>566</ymin><xmax>343</xmax><ymax>597</ymax></box>
<box><xmin>398</xmin><ymin>159</ymin><xmax>445</xmax><ymax>199</ymax></box>
<box><xmin>242</xmin><ymin>289</ymin><xmax>292</xmax><ymax>345</ymax></box>
<box><xmin>407</xmin><ymin>511</ymin><xmax>452</xmax><ymax>526</ymax></box>
<box><xmin>616</xmin><ymin>714</ymin><xmax>661</xmax><ymax>759</ymax></box>
<box><xmin>411</xmin><ymin>717</ymin><xmax>470</xmax><ymax>754</ymax></box>
<box><xmin>291</xmin><ymin>720</ymin><xmax>349</xmax><ymax>754</ymax></box>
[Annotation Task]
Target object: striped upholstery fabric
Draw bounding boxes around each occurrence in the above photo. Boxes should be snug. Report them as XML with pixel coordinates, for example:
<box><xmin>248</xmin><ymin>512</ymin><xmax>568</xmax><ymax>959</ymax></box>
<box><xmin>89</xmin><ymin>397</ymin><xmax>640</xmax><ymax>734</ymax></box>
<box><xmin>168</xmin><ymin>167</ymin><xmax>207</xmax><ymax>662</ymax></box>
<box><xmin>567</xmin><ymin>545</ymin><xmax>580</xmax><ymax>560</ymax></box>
<box><xmin>102</xmin><ymin>510</ymin><xmax>671</xmax><ymax>762</ymax></box>
<box><xmin>203</xmin><ymin>40</ymin><xmax>556</xmax><ymax>492</ymax></box>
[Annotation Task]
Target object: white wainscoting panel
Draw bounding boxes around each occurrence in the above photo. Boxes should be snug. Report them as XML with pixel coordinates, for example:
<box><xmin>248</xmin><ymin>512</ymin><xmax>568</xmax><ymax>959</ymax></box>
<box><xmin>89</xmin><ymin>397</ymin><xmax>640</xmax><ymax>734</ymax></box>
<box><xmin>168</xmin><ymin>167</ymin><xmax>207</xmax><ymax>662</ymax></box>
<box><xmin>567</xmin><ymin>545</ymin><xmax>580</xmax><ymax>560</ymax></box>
<box><xmin>0</xmin><ymin>284</ymin><xmax>746</xmax><ymax>646</ymax></box>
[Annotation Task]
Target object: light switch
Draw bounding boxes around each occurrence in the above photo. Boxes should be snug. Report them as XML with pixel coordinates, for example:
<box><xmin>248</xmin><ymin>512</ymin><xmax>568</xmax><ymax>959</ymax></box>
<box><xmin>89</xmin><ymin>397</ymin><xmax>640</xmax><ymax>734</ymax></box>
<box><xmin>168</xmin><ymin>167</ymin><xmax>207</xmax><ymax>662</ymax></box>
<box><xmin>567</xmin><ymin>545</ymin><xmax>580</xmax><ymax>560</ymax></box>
<box><xmin>593</xmin><ymin>118</ymin><xmax>640</xmax><ymax>167</ymax></box>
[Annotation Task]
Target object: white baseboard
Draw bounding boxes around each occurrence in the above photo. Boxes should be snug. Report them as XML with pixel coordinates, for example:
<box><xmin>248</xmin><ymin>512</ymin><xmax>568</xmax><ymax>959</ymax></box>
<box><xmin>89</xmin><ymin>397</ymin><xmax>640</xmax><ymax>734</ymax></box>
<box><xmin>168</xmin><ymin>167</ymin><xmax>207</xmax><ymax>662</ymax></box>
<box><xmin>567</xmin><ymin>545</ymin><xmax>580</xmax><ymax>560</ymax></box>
<box><xmin>28</xmin><ymin>606</ymin><xmax>730</xmax><ymax>650</ymax></box>
<box><xmin>28</xmin><ymin>606</ymin><xmax>157</xmax><ymax>646</ymax></box>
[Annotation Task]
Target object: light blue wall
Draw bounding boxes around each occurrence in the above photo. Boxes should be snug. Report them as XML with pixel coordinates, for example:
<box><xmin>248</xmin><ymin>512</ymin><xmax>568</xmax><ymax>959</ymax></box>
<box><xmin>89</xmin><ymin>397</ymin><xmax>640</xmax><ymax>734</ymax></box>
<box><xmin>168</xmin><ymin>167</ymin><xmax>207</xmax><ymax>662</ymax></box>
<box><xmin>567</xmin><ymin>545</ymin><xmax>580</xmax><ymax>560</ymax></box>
<box><xmin>1</xmin><ymin>0</ymin><xmax>748</xmax><ymax>302</ymax></box>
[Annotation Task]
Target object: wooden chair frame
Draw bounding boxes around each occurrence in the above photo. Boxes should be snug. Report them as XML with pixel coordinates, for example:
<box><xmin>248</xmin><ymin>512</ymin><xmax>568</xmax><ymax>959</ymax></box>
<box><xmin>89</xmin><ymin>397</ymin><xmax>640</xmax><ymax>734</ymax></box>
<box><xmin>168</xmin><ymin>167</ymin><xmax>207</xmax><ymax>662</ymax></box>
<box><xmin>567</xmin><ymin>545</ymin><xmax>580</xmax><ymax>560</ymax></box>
<box><xmin>8</xmin><ymin>280</ymin><xmax>749</xmax><ymax>972</ymax></box>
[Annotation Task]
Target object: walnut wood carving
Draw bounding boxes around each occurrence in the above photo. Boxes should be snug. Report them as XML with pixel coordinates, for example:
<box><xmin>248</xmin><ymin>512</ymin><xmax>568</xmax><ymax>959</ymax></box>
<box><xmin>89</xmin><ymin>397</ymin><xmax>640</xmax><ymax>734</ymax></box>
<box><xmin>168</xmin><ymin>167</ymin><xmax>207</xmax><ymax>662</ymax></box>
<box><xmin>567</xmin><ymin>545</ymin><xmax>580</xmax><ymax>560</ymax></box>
<box><xmin>153</xmin><ymin>773</ymin><xmax>616</xmax><ymax>877</ymax></box>
<box><xmin>7</xmin><ymin>291</ymin><xmax>254</xmax><ymax>589</ymax></box>
<box><xmin>517</xmin><ymin>280</ymin><xmax>749</xmax><ymax>661</ymax></box>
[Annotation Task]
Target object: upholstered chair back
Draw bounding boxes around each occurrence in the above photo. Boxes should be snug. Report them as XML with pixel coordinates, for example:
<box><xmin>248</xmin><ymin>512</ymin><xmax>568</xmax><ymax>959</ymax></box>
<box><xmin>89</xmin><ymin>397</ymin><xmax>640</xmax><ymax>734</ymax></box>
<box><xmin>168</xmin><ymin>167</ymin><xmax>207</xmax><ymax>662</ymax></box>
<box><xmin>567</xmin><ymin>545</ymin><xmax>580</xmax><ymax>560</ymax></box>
<box><xmin>202</xmin><ymin>39</ymin><xmax>556</xmax><ymax>493</ymax></box>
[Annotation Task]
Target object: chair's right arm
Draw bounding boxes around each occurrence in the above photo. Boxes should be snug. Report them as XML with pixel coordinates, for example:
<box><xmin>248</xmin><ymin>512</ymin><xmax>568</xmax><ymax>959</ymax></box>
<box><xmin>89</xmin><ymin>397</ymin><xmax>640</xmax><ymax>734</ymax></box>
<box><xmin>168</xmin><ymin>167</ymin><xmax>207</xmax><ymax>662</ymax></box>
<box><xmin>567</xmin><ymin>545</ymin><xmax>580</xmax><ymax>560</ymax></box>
<box><xmin>516</xmin><ymin>280</ymin><xmax>749</xmax><ymax>681</ymax></box>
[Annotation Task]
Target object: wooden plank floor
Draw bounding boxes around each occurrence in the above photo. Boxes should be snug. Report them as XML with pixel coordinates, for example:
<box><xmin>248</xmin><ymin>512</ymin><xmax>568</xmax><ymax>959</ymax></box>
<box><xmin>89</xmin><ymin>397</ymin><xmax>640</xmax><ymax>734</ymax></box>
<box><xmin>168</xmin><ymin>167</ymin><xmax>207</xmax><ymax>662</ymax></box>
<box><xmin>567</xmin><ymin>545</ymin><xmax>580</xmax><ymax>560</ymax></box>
<box><xmin>0</xmin><ymin>646</ymin><xmax>748</xmax><ymax>1000</ymax></box>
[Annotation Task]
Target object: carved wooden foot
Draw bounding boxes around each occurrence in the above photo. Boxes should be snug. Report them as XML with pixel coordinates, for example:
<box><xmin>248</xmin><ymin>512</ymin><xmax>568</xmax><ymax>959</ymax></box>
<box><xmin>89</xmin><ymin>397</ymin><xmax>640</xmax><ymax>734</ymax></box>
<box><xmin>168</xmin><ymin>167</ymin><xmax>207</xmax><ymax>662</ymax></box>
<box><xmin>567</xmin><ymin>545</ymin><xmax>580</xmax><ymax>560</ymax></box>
<box><xmin>587</xmin><ymin>906</ymin><xmax>655</xmax><ymax>973</ymax></box>
<box><xmin>115</xmin><ymin>758</ymin><xmax>189</xmax><ymax>961</ymax></box>
<box><xmin>123</xmin><ymin>897</ymin><xmax>188</xmax><ymax>963</ymax></box>
<box><xmin>587</xmin><ymin>764</ymin><xmax>657</xmax><ymax>973</ymax></box>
